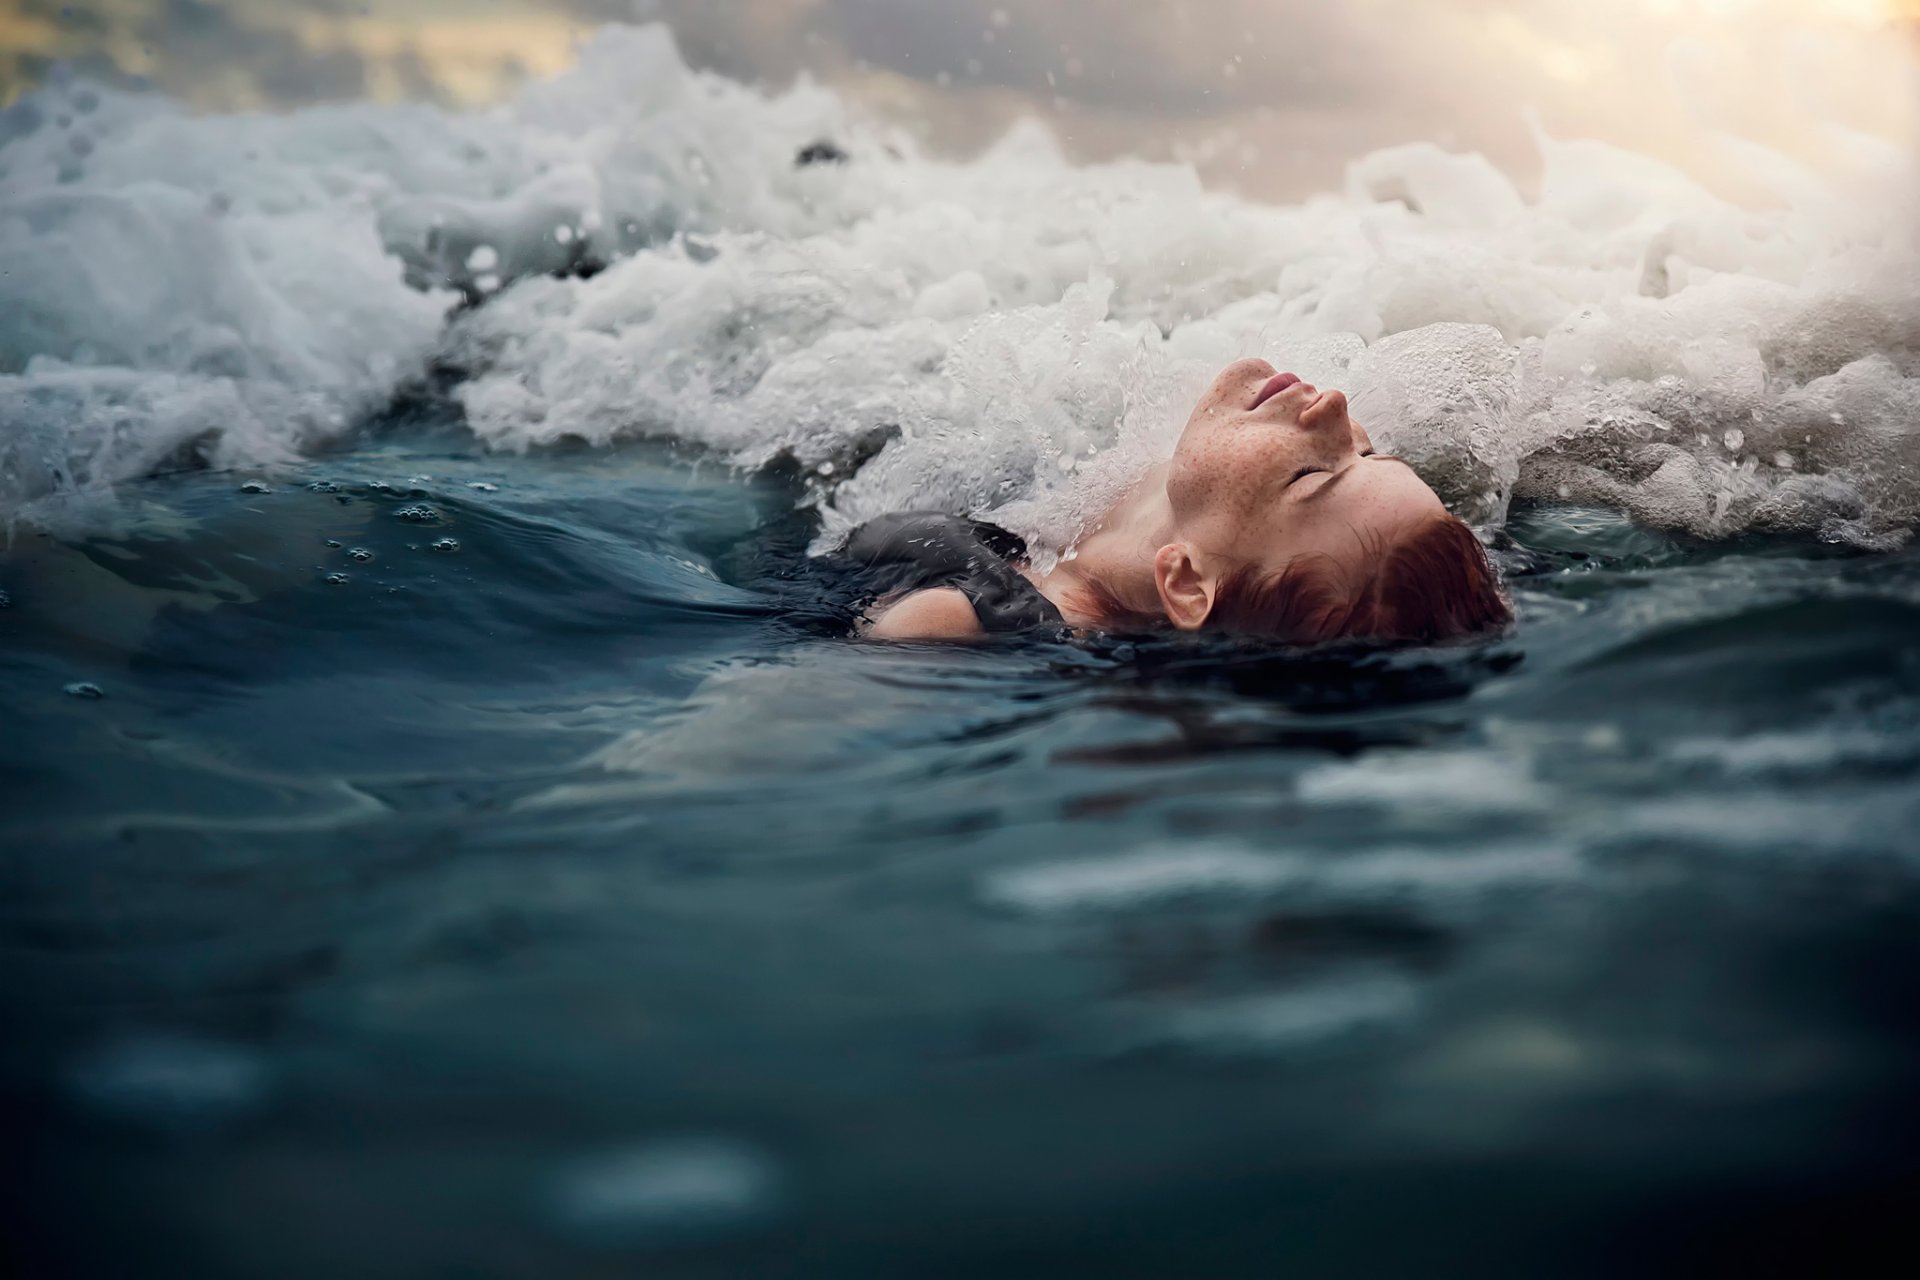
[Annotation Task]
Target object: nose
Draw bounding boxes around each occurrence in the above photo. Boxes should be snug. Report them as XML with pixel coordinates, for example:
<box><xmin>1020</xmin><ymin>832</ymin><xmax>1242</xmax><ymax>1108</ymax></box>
<box><xmin>1296</xmin><ymin>388</ymin><xmax>1351</xmax><ymax>440</ymax></box>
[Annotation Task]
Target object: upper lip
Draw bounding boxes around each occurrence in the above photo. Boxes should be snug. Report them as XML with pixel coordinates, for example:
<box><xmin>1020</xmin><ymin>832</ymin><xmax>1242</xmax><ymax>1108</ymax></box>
<box><xmin>1251</xmin><ymin>371</ymin><xmax>1304</xmax><ymax>410</ymax></box>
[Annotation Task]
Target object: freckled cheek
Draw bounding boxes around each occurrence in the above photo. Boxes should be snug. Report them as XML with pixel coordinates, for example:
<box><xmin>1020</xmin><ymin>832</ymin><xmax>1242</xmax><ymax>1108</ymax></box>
<box><xmin>1177</xmin><ymin>442</ymin><xmax>1276</xmax><ymax>518</ymax></box>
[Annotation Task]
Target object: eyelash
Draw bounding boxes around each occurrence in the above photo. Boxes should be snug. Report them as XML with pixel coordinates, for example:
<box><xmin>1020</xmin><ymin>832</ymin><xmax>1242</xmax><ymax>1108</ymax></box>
<box><xmin>1290</xmin><ymin>453</ymin><xmax>1375</xmax><ymax>487</ymax></box>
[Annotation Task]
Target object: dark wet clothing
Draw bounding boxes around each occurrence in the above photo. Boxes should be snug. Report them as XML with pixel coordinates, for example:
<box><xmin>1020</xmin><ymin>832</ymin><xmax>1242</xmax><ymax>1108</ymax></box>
<box><xmin>841</xmin><ymin>512</ymin><xmax>1064</xmax><ymax>635</ymax></box>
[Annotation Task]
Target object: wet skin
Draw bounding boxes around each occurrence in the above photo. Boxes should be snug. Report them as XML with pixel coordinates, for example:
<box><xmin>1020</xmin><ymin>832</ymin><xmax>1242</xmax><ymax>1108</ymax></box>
<box><xmin>864</xmin><ymin>357</ymin><xmax>1453</xmax><ymax>639</ymax></box>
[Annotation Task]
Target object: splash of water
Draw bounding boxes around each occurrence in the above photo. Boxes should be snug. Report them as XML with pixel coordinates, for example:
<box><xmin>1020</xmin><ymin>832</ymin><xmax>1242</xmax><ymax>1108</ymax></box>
<box><xmin>3</xmin><ymin>24</ymin><xmax>1915</xmax><ymax>553</ymax></box>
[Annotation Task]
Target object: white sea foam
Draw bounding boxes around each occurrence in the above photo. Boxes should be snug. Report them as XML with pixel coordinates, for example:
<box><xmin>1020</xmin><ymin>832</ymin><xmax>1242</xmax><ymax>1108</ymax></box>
<box><xmin>983</xmin><ymin>845</ymin><xmax>1302</xmax><ymax>912</ymax></box>
<box><xmin>543</xmin><ymin>1136</ymin><xmax>783</xmax><ymax>1245</ymax></box>
<box><xmin>1145</xmin><ymin>974</ymin><xmax>1420</xmax><ymax>1054</ymax></box>
<box><xmin>4</xmin><ymin>24</ymin><xmax>1916</xmax><ymax>551</ymax></box>
<box><xmin>983</xmin><ymin>840</ymin><xmax>1580</xmax><ymax>915</ymax></box>
<box><xmin>1295</xmin><ymin>750</ymin><xmax>1552</xmax><ymax>815</ymax></box>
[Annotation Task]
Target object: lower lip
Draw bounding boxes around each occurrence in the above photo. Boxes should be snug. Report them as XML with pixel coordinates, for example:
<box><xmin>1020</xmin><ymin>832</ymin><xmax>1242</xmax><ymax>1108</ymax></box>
<box><xmin>1252</xmin><ymin>372</ymin><xmax>1303</xmax><ymax>410</ymax></box>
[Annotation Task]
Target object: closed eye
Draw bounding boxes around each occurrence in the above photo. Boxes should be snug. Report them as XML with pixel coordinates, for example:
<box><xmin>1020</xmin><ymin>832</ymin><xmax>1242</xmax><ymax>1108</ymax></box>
<box><xmin>1288</xmin><ymin>452</ymin><xmax>1402</xmax><ymax>498</ymax></box>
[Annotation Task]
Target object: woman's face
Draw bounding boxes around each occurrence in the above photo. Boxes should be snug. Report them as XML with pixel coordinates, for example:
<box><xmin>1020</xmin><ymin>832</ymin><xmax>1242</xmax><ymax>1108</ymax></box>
<box><xmin>1162</xmin><ymin>357</ymin><xmax>1450</xmax><ymax>606</ymax></box>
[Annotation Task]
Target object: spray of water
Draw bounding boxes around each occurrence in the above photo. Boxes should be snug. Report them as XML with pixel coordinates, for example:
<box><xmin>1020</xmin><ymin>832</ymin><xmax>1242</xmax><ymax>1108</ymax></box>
<box><xmin>2</xmin><ymin>22</ymin><xmax>1914</xmax><ymax>554</ymax></box>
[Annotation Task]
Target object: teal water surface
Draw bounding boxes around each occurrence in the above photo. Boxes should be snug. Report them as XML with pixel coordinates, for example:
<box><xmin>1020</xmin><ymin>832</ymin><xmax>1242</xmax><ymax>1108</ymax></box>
<box><xmin>4</xmin><ymin>410</ymin><xmax>1919</xmax><ymax>1278</ymax></box>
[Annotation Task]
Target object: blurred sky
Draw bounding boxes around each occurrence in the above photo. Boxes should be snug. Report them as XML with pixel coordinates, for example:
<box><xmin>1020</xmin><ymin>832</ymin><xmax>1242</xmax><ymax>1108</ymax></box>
<box><xmin>2</xmin><ymin>1</ymin><xmax>1915</xmax><ymax>197</ymax></box>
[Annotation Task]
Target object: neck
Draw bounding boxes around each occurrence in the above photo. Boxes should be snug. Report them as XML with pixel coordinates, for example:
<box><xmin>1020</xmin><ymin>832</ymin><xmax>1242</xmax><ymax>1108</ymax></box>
<box><xmin>1025</xmin><ymin>464</ymin><xmax>1177</xmax><ymax>628</ymax></box>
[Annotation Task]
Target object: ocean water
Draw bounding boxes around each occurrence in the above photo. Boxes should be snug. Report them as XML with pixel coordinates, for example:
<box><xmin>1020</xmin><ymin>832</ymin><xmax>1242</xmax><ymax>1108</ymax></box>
<box><xmin>4</xmin><ymin>23</ymin><xmax>1920</xmax><ymax>1278</ymax></box>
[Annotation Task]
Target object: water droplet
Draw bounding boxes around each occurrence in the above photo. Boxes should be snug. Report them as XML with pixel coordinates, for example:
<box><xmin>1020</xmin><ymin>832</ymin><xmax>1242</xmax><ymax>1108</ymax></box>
<box><xmin>346</xmin><ymin>547</ymin><xmax>374</xmax><ymax>563</ymax></box>
<box><xmin>323</xmin><ymin>572</ymin><xmax>350</xmax><ymax>585</ymax></box>
<box><xmin>63</xmin><ymin>681</ymin><xmax>104</xmax><ymax>699</ymax></box>
<box><xmin>814</xmin><ymin>460</ymin><xmax>835</xmax><ymax>476</ymax></box>
<box><xmin>1556</xmin><ymin>484</ymin><xmax>1572</xmax><ymax>498</ymax></box>
<box><xmin>430</xmin><ymin>538</ymin><xmax>460</xmax><ymax>553</ymax></box>
<box><xmin>308</xmin><ymin>480</ymin><xmax>340</xmax><ymax>493</ymax></box>
<box><xmin>1722</xmin><ymin>428</ymin><xmax>1744</xmax><ymax>452</ymax></box>
<box><xmin>474</xmin><ymin>273</ymin><xmax>501</xmax><ymax>294</ymax></box>
<box><xmin>394</xmin><ymin>504</ymin><xmax>440</xmax><ymax>524</ymax></box>
<box><xmin>467</xmin><ymin>481</ymin><xmax>499</xmax><ymax>493</ymax></box>
<box><xmin>324</xmin><ymin>539</ymin><xmax>343</xmax><ymax>548</ymax></box>
<box><xmin>238</xmin><ymin>480</ymin><xmax>271</xmax><ymax>494</ymax></box>
<box><xmin>465</xmin><ymin>244</ymin><xmax>498</xmax><ymax>271</ymax></box>
<box><xmin>554</xmin><ymin>224</ymin><xmax>574</xmax><ymax>245</ymax></box>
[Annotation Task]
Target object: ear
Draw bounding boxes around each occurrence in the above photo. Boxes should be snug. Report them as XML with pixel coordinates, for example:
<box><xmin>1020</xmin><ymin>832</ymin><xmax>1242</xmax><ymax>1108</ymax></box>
<box><xmin>1153</xmin><ymin>543</ymin><xmax>1215</xmax><ymax>632</ymax></box>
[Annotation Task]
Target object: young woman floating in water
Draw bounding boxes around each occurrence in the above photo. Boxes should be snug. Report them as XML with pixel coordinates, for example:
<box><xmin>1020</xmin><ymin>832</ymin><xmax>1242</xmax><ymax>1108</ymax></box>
<box><xmin>847</xmin><ymin>358</ymin><xmax>1511</xmax><ymax>646</ymax></box>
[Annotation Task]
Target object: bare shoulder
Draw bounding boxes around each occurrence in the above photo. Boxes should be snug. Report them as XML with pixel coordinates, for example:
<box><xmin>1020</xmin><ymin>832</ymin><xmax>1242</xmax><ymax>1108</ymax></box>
<box><xmin>861</xmin><ymin>588</ymin><xmax>986</xmax><ymax>642</ymax></box>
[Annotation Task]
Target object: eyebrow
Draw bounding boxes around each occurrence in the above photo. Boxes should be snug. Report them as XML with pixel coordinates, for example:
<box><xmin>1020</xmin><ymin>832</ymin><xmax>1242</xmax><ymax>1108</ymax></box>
<box><xmin>1300</xmin><ymin>454</ymin><xmax>1412</xmax><ymax>503</ymax></box>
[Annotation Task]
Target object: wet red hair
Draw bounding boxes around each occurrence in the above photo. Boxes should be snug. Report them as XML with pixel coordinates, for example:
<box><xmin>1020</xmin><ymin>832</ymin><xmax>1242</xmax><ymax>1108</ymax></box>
<box><xmin>1085</xmin><ymin>514</ymin><xmax>1511</xmax><ymax>645</ymax></box>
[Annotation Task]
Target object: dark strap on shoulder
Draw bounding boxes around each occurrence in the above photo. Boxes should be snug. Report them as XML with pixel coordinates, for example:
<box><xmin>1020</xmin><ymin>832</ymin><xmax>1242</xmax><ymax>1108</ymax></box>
<box><xmin>843</xmin><ymin>513</ymin><xmax>1064</xmax><ymax>634</ymax></box>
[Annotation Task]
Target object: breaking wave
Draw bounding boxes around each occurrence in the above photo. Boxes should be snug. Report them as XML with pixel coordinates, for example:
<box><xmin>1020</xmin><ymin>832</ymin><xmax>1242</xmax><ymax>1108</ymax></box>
<box><xmin>4</xmin><ymin>23</ymin><xmax>1916</xmax><ymax>553</ymax></box>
